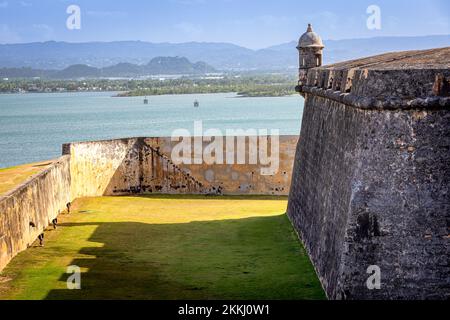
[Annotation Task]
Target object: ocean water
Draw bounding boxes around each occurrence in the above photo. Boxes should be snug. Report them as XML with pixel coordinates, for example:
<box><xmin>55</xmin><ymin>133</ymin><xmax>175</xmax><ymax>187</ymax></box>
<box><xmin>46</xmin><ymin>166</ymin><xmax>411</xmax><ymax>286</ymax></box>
<box><xmin>0</xmin><ymin>92</ymin><xmax>304</xmax><ymax>168</ymax></box>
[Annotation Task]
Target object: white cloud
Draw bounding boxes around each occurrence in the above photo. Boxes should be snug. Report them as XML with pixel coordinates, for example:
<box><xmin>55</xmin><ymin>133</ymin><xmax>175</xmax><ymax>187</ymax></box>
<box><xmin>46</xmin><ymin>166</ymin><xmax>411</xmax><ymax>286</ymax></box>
<box><xmin>229</xmin><ymin>15</ymin><xmax>297</xmax><ymax>27</ymax></box>
<box><xmin>174</xmin><ymin>22</ymin><xmax>203</xmax><ymax>38</ymax></box>
<box><xmin>86</xmin><ymin>11</ymin><xmax>127</xmax><ymax>18</ymax></box>
<box><xmin>171</xmin><ymin>0</ymin><xmax>206</xmax><ymax>5</ymax></box>
<box><xmin>0</xmin><ymin>24</ymin><xmax>21</xmax><ymax>43</ymax></box>
<box><xmin>301</xmin><ymin>11</ymin><xmax>339</xmax><ymax>31</ymax></box>
<box><xmin>32</xmin><ymin>24</ymin><xmax>54</xmax><ymax>40</ymax></box>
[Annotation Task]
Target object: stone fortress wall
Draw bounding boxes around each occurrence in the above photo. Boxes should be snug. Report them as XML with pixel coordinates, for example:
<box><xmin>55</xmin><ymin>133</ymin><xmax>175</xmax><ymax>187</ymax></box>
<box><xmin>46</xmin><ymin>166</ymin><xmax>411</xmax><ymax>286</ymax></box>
<box><xmin>0</xmin><ymin>135</ymin><xmax>298</xmax><ymax>272</ymax></box>
<box><xmin>288</xmin><ymin>47</ymin><xmax>450</xmax><ymax>299</ymax></box>
<box><xmin>0</xmin><ymin>156</ymin><xmax>71</xmax><ymax>271</ymax></box>
<box><xmin>66</xmin><ymin>136</ymin><xmax>298</xmax><ymax>198</ymax></box>
<box><xmin>1</xmin><ymin>35</ymin><xmax>448</xmax><ymax>300</ymax></box>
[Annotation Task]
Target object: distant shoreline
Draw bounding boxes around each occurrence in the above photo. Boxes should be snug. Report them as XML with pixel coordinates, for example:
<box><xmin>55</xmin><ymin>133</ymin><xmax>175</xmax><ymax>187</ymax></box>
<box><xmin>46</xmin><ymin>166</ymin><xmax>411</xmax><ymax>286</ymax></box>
<box><xmin>0</xmin><ymin>91</ymin><xmax>296</xmax><ymax>98</ymax></box>
<box><xmin>1</xmin><ymin>74</ymin><xmax>297</xmax><ymax>98</ymax></box>
<box><xmin>0</xmin><ymin>90</ymin><xmax>122</xmax><ymax>95</ymax></box>
<box><xmin>115</xmin><ymin>92</ymin><xmax>295</xmax><ymax>98</ymax></box>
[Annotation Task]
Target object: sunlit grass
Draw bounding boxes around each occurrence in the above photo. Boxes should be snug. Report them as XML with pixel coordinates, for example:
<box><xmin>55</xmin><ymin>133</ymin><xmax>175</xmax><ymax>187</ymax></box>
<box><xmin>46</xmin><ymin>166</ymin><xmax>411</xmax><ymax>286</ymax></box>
<box><xmin>0</xmin><ymin>195</ymin><xmax>325</xmax><ymax>300</ymax></box>
<box><xmin>0</xmin><ymin>161</ymin><xmax>53</xmax><ymax>196</ymax></box>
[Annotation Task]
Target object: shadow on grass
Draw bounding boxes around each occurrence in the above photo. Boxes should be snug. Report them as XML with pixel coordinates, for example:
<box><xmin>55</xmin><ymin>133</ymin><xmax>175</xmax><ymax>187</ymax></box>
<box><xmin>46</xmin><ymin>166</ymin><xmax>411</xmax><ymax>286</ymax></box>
<box><xmin>45</xmin><ymin>215</ymin><xmax>325</xmax><ymax>300</ymax></box>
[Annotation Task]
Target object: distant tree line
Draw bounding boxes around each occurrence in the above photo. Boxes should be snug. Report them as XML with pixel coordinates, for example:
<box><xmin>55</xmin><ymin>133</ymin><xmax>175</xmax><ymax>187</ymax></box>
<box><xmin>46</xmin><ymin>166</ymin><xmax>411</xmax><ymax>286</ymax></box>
<box><xmin>0</xmin><ymin>74</ymin><xmax>297</xmax><ymax>97</ymax></box>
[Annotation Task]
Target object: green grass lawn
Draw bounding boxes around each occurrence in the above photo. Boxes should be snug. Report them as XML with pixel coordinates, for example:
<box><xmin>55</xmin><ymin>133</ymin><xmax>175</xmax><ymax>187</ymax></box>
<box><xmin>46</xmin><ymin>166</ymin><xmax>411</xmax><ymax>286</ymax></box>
<box><xmin>0</xmin><ymin>195</ymin><xmax>325</xmax><ymax>300</ymax></box>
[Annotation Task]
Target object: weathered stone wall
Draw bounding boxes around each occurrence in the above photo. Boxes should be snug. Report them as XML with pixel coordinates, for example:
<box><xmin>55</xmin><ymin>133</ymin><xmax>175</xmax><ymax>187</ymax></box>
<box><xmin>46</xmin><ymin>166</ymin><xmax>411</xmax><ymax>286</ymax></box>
<box><xmin>68</xmin><ymin>137</ymin><xmax>209</xmax><ymax>197</ymax></box>
<box><xmin>67</xmin><ymin>136</ymin><xmax>298</xmax><ymax>197</ymax></box>
<box><xmin>0</xmin><ymin>135</ymin><xmax>296</xmax><ymax>272</ymax></box>
<box><xmin>288</xmin><ymin>48</ymin><xmax>450</xmax><ymax>300</ymax></box>
<box><xmin>0</xmin><ymin>156</ymin><xmax>71</xmax><ymax>271</ymax></box>
<box><xmin>67</xmin><ymin>138</ymin><xmax>135</xmax><ymax>199</ymax></box>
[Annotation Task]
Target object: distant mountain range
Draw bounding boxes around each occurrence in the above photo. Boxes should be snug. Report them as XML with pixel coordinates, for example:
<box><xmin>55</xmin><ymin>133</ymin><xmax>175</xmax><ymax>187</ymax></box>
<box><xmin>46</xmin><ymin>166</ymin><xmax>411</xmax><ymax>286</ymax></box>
<box><xmin>0</xmin><ymin>35</ymin><xmax>448</xmax><ymax>72</ymax></box>
<box><xmin>0</xmin><ymin>56</ymin><xmax>217</xmax><ymax>79</ymax></box>
<box><xmin>267</xmin><ymin>35</ymin><xmax>450</xmax><ymax>66</ymax></box>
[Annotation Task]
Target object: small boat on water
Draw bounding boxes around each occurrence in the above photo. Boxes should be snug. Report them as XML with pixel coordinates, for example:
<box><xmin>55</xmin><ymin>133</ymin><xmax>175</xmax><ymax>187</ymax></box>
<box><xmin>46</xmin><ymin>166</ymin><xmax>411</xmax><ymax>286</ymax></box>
<box><xmin>143</xmin><ymin>97</ymin><xmax>149</xmax><ymax>105</ymax></box>
<box><xmin>194</xmin><ymin>100</ymin><xmax>199</xmax><ymax>108</ymax></box>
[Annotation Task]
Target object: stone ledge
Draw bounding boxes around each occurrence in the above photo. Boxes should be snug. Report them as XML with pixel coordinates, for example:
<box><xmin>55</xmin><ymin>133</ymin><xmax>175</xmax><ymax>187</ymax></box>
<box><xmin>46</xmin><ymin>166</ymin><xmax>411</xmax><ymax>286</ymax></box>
<box><xmin>0</xmin><ymin>156</ymin><xmax>69</xmax><ymax>203</ymax></box>
<box><xmin>298</xmin><ymin>47</ymin><xmax>450</xmax><ymax>110</ymax></box>
<box><xmin>301</xmin><ymin>85</ymin><xmax>450</xmax><ymax>110</ymax></box>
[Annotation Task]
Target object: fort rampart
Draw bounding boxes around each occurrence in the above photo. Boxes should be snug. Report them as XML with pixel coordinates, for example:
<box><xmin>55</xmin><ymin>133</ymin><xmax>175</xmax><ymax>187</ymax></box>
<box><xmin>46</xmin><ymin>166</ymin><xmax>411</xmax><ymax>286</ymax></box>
<box><xmin>288</xmin><ymin>48</ymin><xmax>450</xmax><ymax>299</ymax></box>
<box><xmin>0</xmin><ymin>156</ymin><xmax>71</xmax><ymax>271</ymax></box>
<box><xmin>0</xmin><ymin>135</ymin><xmax>298</xmax><ymax>272</ymax></box>
<box><xmin>65</xmin><ymin>136</ymin><xmax>298</xmax><ymax>198</ymax></box>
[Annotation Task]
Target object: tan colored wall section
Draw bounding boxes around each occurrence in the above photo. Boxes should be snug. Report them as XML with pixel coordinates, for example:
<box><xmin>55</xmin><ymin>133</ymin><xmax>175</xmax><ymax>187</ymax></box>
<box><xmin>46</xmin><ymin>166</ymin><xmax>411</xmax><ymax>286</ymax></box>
<box><xmin>148</xmin><ymin>136</ymin><xmax>298</xmax><ymax>195</ymax></box>
<box><xmin>0</xmin><ymin>156</ymin><xmax>71</xmax><ymax>271</ymax></box>
<box><xmin>68</xmin><ymin>138</ymin><xmax>137</xmax><ymax>199</ymax></box>
<box><xmin>67</xmin><ymin>136</ymin><xmax>298</xmax><ymax>197</ymax></box>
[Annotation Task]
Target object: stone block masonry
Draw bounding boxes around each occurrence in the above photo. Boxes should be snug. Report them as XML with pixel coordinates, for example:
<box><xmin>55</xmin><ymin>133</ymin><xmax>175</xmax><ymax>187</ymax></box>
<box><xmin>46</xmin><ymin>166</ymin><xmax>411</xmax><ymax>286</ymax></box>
<box><xmin>288</xmin><ymin>47</ymin><xmax>450</xmax><ymax>299</ymax></box>
<box><xmin>66</xmin><ymin>136</ymin><xmax>298</xmax><ymax>198</ymax></box>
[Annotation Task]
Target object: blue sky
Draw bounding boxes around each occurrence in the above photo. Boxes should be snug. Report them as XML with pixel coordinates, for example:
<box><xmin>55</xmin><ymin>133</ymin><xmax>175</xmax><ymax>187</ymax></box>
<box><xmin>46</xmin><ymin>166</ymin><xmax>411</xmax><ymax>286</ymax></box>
<box><xmin>0</xmin><ymin>0</ymin><xmax>448</xmax><ymax>48</ymax></box>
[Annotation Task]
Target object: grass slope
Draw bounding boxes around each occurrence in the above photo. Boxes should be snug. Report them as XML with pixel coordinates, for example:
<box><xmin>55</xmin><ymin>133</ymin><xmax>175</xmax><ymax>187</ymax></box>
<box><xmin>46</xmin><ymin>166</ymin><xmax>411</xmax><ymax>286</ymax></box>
<box><xmin>0</xmin><ymin>161</ymin><xmax>53</xmax><ymax>196</ymax></box>
<box><xmin>0</xmin><ymin>195</ymin><xmax>325</xmax><ymax>300</ymax></box>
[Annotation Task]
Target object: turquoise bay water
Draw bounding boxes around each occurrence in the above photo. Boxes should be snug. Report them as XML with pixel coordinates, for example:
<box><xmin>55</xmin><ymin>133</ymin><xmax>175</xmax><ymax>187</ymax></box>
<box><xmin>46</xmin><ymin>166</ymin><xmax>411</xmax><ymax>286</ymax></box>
<box><xmin>0</xmin><ymin>92</ymin><xmax>304</xmax><ymax>168</ymax></box>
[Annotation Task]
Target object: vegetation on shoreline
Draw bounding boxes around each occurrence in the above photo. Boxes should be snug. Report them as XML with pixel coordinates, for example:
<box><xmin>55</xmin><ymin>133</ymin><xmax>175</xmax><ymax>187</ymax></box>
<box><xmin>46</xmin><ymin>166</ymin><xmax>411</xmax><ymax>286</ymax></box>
<box><xmin>117</xmin><ymin>75</ymin><xmax>297</xmax><ymax>97</ymax></box>
<box><xmin>0</xmin><ymin>74</ymin><xmax>297</xmax><ymax>97</ymax></box>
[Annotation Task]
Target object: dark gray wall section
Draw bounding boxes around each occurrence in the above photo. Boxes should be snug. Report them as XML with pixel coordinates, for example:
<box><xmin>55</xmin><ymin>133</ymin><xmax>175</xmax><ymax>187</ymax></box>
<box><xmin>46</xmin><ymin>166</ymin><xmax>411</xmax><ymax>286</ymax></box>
<box><xmin>288</xmin><ymin>48</ymin><xmax>450</xmax><ymax>299</ymax></box>
<box><xmin>288</xmin><ymin>94</ymin><xmax>449</xmax><ymax>299</ymax></box>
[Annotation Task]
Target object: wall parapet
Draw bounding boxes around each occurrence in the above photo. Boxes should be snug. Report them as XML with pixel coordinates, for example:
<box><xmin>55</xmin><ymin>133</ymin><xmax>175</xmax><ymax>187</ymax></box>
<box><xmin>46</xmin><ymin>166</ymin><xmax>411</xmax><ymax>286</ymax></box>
<box><xmin>0</xmin><ymin>156</ymin><xmax>71</xmax><ymax>271</ymax></box>
<box><xmin>299</xmin><ymin>47</ymin><xmax>450</xmax><ymax>110</ymax></box>
<box><xmin>300</xmin><ymin>84</ymin><xmax>450</xmax><ymax>110</ymax></box>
